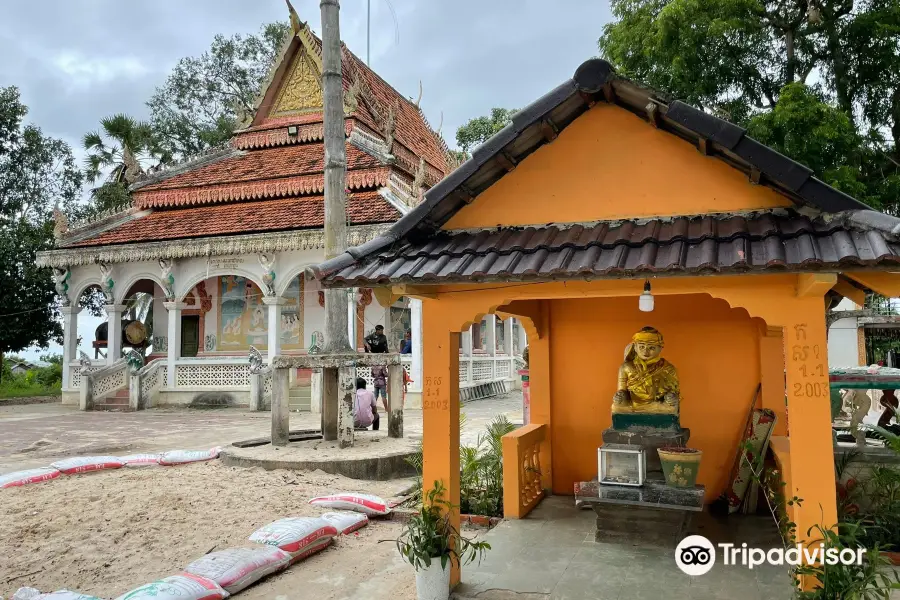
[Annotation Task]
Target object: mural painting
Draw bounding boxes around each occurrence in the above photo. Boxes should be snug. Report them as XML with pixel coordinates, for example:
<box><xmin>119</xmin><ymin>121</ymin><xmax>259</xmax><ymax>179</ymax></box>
<box><xmin>282</xmin><ymin>276</ymin><xmax>304</xmax><ymax>349</ymax></box>
<box><xmin>217</xmin><ymin>276</ymin><xmax>268</xmax><ymax>350</ymax></box>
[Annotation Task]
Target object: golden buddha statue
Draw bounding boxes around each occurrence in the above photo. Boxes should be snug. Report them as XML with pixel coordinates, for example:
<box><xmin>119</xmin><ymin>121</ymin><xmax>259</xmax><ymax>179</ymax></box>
<box><xmin>612</xmin><ymin>327</ymin><xmax>680</xmax><ymax>415</ymax></box>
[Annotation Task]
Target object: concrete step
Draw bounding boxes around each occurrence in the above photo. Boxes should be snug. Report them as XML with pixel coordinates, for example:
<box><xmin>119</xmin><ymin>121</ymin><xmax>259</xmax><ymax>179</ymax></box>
<box><xmin>93</xmin><ymin>401</ymin><xmax>131</xmax><ymax>412</ymax></box>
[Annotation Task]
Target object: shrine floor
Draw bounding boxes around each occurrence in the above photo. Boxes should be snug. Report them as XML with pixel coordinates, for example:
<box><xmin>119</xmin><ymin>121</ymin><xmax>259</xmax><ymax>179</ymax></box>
<box><xmin>453</xmin><ymin>496</ymin><xmax>796</xmax><ymax>600</ymax></box>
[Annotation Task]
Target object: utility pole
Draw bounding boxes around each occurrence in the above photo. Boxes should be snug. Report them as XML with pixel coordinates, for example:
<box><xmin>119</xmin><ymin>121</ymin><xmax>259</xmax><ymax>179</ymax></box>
<box><xmin>321</xmin><ymin>0</ymin><xmax>350</xmax><ymax>354</ymax></box>
<box><xmin>320</xmin><ymin>0</ymin><xmax>354</xmax><ymax>446</ymax></box>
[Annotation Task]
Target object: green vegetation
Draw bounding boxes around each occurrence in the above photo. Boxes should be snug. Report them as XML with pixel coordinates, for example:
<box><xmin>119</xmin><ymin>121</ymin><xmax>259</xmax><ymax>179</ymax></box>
<box><xmin>386</xmin><ymin>480</ymin><xmax>490</xmax><ymax>571</ymax></box>
<box><xmin>0</xmin><ymin>354</ymin><xmax>62</xmax><ymax>399</ymax></box>
<box><xmin>405</xmin><ymin>414</ymin><xmax>516</xmax><ymax>518</ymax></box>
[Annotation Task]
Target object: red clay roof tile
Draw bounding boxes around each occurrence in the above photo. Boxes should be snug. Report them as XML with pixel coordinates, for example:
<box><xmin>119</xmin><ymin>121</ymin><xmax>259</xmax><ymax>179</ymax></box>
<box><xmin>71</xmin><ymin>191</ymin><xmax>397</xmax><ymax>248</ymax></box>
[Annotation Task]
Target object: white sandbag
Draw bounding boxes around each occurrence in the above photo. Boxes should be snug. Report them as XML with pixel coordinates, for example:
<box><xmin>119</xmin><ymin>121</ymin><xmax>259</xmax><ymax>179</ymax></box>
<box><xmin>184</xmin><ymin>546</ymin><xmax>291</xmax><ymax>594</ymax></box>
<box><xmin>36</xmin><ymin>592</ymin><xmax>103</xmax><ymax>600</ymax></box>
<box><xmin>292</xmin><ymin>536</ymin><xmax>333</xmax><ymax>562</ymax></box>
<box><xmin>1</xmin><ymin>468</ymin><xmax>61</xmax><ymax>489</ymax></box>
<box><xmin>112</xmin><ymin>574</ymin><xmax>227</xmax><ymax>600</ymax></box>
<box><xmin>308</xmin><ymin>493</ymin><xmax>391</xmax><ymax>516</ymax></box>
<box><xmin>320</xmin><ymin>511</ymin><xmax>369</xmax><ymax>535</ymax></box>
<box><xmin>120</xmin><ymin>453</ymin><xmax>161</xmax><ymax>467</ymax></box>
<box><xmin>51</xmin><ymin>456</ymin><xmax>124</xmax><ymax>475</ymax></box>
<box><xmin>12</xmin><ymin>588</ymin><xmax>41</xmax><ymax>600</ymax></box>
<box><xmin>248</xmin><ymin>517</ymin><xmax>337</xmax><ymax>559</ymax></box>
<box><xmin>159</xmin><ymin>447</ymin><xmax>221</xmax><ymax>466</ymax></box>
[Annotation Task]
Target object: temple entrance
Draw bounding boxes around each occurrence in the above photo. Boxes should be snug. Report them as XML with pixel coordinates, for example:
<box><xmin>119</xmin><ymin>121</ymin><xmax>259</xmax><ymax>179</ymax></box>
<box><xmin>181</xmin><ymin>315</ymin><xmax>200</xmax><ymax>357</ymax></box>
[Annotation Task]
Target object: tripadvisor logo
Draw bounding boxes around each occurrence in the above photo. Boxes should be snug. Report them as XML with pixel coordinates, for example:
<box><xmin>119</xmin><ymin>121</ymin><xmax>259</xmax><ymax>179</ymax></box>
<box><xmin>676</xmin><ymin>535</ymin><xmax>865</xmax><ymax>575</ymax></box>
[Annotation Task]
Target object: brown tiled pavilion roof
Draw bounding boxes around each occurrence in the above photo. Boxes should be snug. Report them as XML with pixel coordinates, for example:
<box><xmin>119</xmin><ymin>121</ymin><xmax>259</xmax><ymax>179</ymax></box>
<box><xmin>64</xmin><ymin>18</ymin><xmax>445</xmax><ymax>251</ymax></box>
<box><xmin>315</xmin><ymin>212</ymin><xmax>900</xmax><ymax>286</ymax></box>
<box><xmin>312</xmin><ymin>58</ymin><xmax>900</xmax><ymax>287</ymax></box>
<box><xmin>70</xmin><ymin>191</ymin><xmax>397</xmax><ymax>248</ymax></box>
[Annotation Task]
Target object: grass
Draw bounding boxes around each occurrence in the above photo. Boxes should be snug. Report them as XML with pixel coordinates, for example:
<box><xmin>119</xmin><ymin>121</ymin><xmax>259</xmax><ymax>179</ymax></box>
<box><xmin>0</xmin><ymin>382</ymin><xmax>61</xmax><ymax>399</ymax></box>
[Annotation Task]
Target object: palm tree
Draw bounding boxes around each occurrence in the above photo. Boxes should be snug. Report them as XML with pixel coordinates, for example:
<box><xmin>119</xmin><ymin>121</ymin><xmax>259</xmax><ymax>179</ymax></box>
<box><xmin>82</xmin><ymin>114</ymin><xmax>162</xmax><ymax>186</ymax></box>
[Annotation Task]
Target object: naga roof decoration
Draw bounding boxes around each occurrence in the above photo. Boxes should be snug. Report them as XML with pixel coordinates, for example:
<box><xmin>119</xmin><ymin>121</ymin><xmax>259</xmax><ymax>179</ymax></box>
<box><xmin>53</xmin><ymin>10</ymin><xmax>450</xmax><ymax>255</ymax></box>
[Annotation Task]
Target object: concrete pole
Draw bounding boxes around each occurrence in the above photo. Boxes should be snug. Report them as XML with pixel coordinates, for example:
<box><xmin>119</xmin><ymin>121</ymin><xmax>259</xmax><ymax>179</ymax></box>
<box><xmin>60</xmin><ymin>305</ymin><xmax>79</xmax><ymax>389</ymax></box>
<box><xmin>105</xmin><ymin>304</ymin><xmax>125</xmax><ymax>365</ymax></box>
<box><xmin>321</xmin><ymin>0</ymin><xmax>350</xmax><ymax>355</ymax></box>
<box><xmin>322</xmin><ymin>368</ymin><xmax>339</xmax><ymax>440</ymax></box>
<box><xmin>388</xmin><ymin>364</ymin><xmax>403</xmax><ymax>438</ymax></box>
<box><xmin>272</xmin><ymin>367</ymin><xmax>291</xmax><ymax>446</ymax></box>
<box><xmin>163</xmin><ymin>302</ymin><xmax>184</xmax><ymax>388</ymax></box>
<box><xmin>263</xmin><ymin>297</ymin><xmax>285</xmax><ymax>366</ymax></box>
<box><xmin>338</xmin><ymin>366</ymin><xmax>356</xmax><ymax>448</ymax></box>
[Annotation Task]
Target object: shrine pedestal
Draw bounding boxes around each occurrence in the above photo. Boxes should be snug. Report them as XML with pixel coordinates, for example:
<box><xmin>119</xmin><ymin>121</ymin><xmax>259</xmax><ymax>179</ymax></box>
<box><xmin>602</xmin><ymin>426</ymin><xmax>690</xmax><ymax>473</ymax></box>
<box><xmin>575</xmin><ymin>479</ymin><xmax>705</xmax><ymax>546</ymax></box>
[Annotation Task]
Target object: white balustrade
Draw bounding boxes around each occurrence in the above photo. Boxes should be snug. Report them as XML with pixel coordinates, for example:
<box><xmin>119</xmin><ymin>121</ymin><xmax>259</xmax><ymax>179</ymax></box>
<box><xmin>173</xmin><ymin>358</ymin><xmax>251</xmax><ymax>388</ymax></box>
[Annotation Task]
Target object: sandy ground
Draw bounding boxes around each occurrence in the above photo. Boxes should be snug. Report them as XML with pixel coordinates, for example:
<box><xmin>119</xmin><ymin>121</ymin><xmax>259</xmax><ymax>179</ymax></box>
<box><xmin>0</xmin><ymin>462</ymin><xmax>416</xmax><ymax>598</ymax></box>
<box><xmin>229</xmin><ymin>428</ymin><xmax>420</xmax><ymax>462</ymax></box>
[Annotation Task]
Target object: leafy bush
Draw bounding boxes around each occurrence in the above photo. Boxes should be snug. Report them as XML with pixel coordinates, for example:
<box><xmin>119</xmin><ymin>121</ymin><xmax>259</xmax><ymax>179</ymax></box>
<box><xmin>387</xmin><ymin>480</ymin><xmax>490</xmax><ymax>571</ymax></box>
<box><xmin>403</xmin><ymin>414</ymin><xmax>517</xmax><ymax>518</ymax></box>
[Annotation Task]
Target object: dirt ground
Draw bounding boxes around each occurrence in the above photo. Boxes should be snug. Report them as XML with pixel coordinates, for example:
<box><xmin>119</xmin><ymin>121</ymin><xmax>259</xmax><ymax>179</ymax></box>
<box><xmin>0</xmin><ymin>462</ymin><xmax>416</xmax><ymax>599</ymax></box>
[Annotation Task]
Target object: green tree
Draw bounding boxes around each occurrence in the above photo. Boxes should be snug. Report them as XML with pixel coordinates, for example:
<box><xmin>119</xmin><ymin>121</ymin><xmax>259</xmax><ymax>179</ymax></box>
<box><xmin>0</xmin><ymin>87</ymin><xmax>81</xmax><ymax>381</ymax></box>
<box><xmin>599</xmin><ymin>0</ymin><xmax>900</xmax><ymax>212</ymax></box>
<box><xmin>147</xmin><ymin>21</ymin><xmax>290</xmax><ymax>159</ymax></box>
<box><xmin>455</xmin><ymin>108</ymin><xmax>517</xmax><ymax>154</ymax></box>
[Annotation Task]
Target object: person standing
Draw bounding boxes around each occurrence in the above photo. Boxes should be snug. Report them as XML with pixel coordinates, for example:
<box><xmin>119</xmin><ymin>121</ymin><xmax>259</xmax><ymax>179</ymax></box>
<box><xmin>399</xmin><ymin>329</ymin><xmax>412</xmax><ymax>354</ymax></box>
<box><xmin>353</xmin><ymin>377</ymin><xmax>379</xmax><ymax>430</ymax></box>
<box><xmin>364</xmin><ymin>325</ymin><xmax>388</xmax><ymax>353</ymax></box>
<box><xmin>370</xmin><ymin>364</ymin><xmax>389</xmax><ymax>412</ymax></box>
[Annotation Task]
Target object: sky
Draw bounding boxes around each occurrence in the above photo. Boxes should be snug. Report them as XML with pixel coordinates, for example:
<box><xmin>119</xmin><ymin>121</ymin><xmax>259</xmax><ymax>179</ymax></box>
<box><xmin>1</xmin><ymin>0</ymin><xmax>613</xmax><ymax>359</ymax></box>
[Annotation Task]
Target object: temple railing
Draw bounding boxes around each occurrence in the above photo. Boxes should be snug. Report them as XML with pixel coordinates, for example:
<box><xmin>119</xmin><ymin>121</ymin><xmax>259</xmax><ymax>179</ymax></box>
<box><xmin>459</xmin><ymin>356</ymin><xmax>517</xmax><ymax>386</ymax></box>
<box><xmin>133</xmin><ymin>359</ymin><xmax>166</xmax><ymax>410</ymax></box>
<box><xmin>68</xmin><ymin>362</ymin><xmax>100</xmax><ymax>392</ymax></box>
<box><xmin>173</xmin><ymin>358</ymin><xmax>251</xmax><ymax>389</ymax></box>
<box><xmin>502</xmin><ymin>424</ymin><xmax>547</xmax><ymax>518</ymax></box>
<box><xmin>80</xmin><ymin>358</ymin><xmax>128</xmax><ymax>410</ymax></box>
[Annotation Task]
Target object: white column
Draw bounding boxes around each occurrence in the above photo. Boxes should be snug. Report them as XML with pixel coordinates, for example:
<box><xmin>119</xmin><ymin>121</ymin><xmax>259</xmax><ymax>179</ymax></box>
<box><xmin>105</xmin><ymin>304</ymin><xmax>126</xmax><ymax>365</ymax></box>
<box><xmin>462</xmin><ymin>328</ymin><xmax>473</xmax><ymax>356</ymax></box>
<box><xmin>347</xmin><ymin>288</ymin><xmax>357</xmax><ymax>350</ymax></box>
<box><xmin>263</xmin><ymin>297</ymin><xmax>286</xmax><ymax>366</ymax></box>
<box><xmin>517</xmin><ymin>320</ymin><xmax>528</xmax><ymax>355</ymax></box>
<box><xmin>487</xmin><ymin>315</ymin><xmax>497</xmax><ymax>357</ymax></box>
<box><xmin>164</xmin><ymin>302</ymin><xmax>186</xmax><ymax>388</ymax></box>
<box><xmin>61</xmin><ymin>305</ymin><xmax>80</xmax><ymax>389</ymax></box>
<box><xmin>504</xmin><ymin>318</ymin><xmax>514</xmax><ymax>355</ymax></box>
<box><xmin>410</xmin><ymin>299</ymin><xmax>423</xmax><ymax>394</ymax></box>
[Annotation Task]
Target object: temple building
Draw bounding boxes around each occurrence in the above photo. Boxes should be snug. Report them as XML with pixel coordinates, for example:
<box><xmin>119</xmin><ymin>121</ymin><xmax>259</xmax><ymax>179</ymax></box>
<box><xmin>36</xmin><ymin>16</ymin><xmax>522</xmax><ymax>410</ymax></box>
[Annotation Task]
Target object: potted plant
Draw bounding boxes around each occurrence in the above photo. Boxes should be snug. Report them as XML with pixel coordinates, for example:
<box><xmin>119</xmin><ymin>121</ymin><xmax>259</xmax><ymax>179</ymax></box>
<box><xmin>389</xmin><ymin>480</ymin><xmax>490</xmax><ymax>600</ymax></box>
<box><xmin>658</xmin><ymin>447</ymin><xmax>702</xmax><ymax>488</ymax></box>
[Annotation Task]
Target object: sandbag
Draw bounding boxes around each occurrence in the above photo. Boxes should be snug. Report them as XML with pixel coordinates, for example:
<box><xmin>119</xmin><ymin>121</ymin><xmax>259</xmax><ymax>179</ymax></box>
<box><xmin>1</xmin><ymin>467</ymin><xmax>61</xmax><ymax>489</ymax></box>
<box><xmin>120</xmin><ymin>453</ymin><xmax>161</xmax><ymax>467</ymax></box>
<box><xmin>112</xmin><ymin>574</ymin><xmax>227</xmax><ymax>600</ymax></box>
<box><xmin>159</xmin><ymin>447</ymin><xmax>221</xmax><ymax>466</ymax></box>
<box><xmin>51</xmin><ymin>456</ymin><xmax>124</xmax><ymax>475</ymax></box>
<box><xmin>12</xmin><ymin>588</ymin><xmax>41</xmax><ymax>600</ymax></box>
<box><xmin>308</xmin><ymin>493</ymin><xmax>391</xmax><ymax>516</ymax></box>
<box><xmin>248</xmin><ymin>517</ymin><xmax>337</xmax><ymax>559</ymax></box>
<box><xmin>320</xmin><ymin>511</ymin><xmax>369</xmax><ymax>535</ymax></box>
<box><xmin>184</xmin><ymin>546</ymin><xmax>291</xmax><ymax>594</ymax></box>
<box><xmin>36</xmin><ymin>592</ymin><xmax>103</xmax><ymax>600</ymax></box>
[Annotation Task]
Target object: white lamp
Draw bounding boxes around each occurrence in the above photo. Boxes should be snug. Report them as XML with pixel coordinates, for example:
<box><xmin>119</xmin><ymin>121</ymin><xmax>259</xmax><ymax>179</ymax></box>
<box><xmin>638</xmin><ymin>280</ymin><xmax>654</xmax><ymax>312</ymax></box>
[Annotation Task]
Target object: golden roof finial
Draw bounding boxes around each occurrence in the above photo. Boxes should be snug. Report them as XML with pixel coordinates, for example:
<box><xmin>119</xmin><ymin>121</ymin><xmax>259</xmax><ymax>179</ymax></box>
<box><xmin>285</xmin><ymin>0</ymin><xmax>302</xmax><ymax>34</ymax></box>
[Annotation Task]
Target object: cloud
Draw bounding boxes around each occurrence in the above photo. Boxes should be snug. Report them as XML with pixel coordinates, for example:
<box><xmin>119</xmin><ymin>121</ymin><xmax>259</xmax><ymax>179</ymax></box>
<box><xmin>51</xmin><ymin>52</ymin><xmax>150</xmax><ymax>89</ymax></box>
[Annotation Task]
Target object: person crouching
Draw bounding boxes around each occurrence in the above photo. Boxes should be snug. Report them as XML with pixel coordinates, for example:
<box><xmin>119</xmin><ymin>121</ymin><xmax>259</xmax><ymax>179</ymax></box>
<box><xmin>354</xmin><ymin>377</ymin><xmax>379</xmax><ymax>430</ymax></box>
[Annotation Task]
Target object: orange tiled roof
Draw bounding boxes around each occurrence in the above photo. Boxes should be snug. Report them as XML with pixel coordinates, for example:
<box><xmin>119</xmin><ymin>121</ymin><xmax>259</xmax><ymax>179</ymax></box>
<box><xmin>134</xmin><ymin>168</ymin><xmax>391</xmax><ymax>209</ymax></box>
<box><xmin>70</xmin><ymin>191</ymin><xmax>396</xmax><ymax>247</ymax></box>
<box><xmin>137</xmin><ymin>142</ymin><xmax>379</xmax><ymax>192</ymax></box>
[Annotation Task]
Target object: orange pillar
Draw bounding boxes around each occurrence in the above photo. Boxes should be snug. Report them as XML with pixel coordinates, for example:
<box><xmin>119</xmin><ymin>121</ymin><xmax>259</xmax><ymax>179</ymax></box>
<box><xmin>760</xmin><ymin>326</ymin><xmax>788</xmax><ymax>437</ymax></box>
<box><xmin>421</xmin><ymin>301</ymin><xmax>461</xmax><ymax>586</ymax></box>
<box><xmin>783</xmin><ymin>306</ymin><xmax>837</xmax><ymax>540</ymax></box>
<box><xmin>527</xmin><ymin>301</ymin><xmax>553</xmax><ymax>491</ymax></box>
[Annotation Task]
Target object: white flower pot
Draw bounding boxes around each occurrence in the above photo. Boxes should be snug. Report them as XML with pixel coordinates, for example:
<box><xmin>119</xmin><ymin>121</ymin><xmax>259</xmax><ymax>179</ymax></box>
<box><xmin>415</xmin><ymin>558</ymin><xmax>451</xmax><ymax>600</ymax></box>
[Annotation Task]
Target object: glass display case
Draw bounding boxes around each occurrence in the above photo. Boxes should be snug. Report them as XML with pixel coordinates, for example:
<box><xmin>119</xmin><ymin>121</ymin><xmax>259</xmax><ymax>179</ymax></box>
<box><xmin>598</xmin><ymin>444</ymin><xmax>646</xmax><ymax>487</ymax></box>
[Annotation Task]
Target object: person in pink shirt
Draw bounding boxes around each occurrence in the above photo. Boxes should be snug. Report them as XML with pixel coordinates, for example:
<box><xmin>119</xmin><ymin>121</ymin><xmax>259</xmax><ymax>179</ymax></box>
<box><xmin>354</xmin><ymin>377</ymin><xmax>379</xmax><ymax>430</ymax></box>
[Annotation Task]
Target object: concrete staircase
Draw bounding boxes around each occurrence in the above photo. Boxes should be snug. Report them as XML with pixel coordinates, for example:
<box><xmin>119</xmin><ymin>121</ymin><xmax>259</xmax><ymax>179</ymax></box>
<box><xmin>93</xmin><ymin>389</ymin><xmax>131</xmax><ymax>412</ymax></box>
<box><xmin>289</xmin><ymin>385</ymin><xmax>311</xmax><ymax>412</ymax></box>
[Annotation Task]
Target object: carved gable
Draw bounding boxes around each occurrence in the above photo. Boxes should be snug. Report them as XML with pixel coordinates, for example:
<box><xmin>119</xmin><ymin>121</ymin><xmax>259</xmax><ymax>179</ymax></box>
<box><xmin>270</xmin><ymin>47</ymin><xmax>323</xmax><ymax>116</ymax></box>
